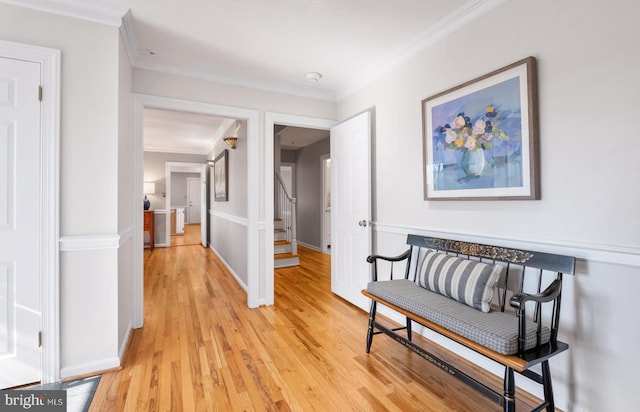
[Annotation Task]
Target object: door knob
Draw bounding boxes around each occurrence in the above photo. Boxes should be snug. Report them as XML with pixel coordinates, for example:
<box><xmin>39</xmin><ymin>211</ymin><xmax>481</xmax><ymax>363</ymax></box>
<box><xmin>358</xmin><ymin>220</ymin><xmax>368</xmax><ymax>227</ymax></box>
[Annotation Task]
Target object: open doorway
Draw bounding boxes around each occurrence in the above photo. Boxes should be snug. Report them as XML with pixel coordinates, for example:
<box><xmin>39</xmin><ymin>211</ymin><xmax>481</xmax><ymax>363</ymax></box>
<box><xmin>134</xmin><ymin>95</ymin><xmax>260</xmax><ymax>316</ymax></box>
<box><xmin>274</xmin><ymin>125</ymin><xmax>331</xmax><ymax>269</ymax></box>
<box><xmin>165</xmin><ymin>164</ymin><xmax>205</xmax><ymax>247</ymax></box>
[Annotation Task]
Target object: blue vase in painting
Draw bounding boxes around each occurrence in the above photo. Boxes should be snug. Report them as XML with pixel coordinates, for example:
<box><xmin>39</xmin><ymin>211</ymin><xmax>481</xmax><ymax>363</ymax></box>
<box><xmin>461</xmin><ymin>148</ymin><xmax>486</xmax><ymax>178</ymax></box>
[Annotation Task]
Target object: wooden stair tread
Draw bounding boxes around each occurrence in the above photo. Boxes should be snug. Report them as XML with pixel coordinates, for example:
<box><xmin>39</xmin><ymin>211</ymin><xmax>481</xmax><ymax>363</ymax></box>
<box><xmin>274</xmin><ymin>240</ymin><xmax>290</xmax><ymax>245</ymax></box>
<box><xmin>275</xmin><ymin>253</ymin><xmax>297</xmax><ymax>259</ymax></box>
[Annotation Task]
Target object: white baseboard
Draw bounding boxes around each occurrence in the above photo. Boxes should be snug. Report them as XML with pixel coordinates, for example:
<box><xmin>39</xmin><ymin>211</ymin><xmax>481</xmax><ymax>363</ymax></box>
<box><xmin>297</xmin><ymin>241</ymin><xmax>322</xmax><ymax>252</ymax></box>
<box><xmin>208</xmin><ymin>245</ymin><xmax>248</xmax><ymax>292</ymax></box>
<box><xmin>60</xmin><ymin>356</ymin><xmax>120</xmax><ymax>380</ymax></box>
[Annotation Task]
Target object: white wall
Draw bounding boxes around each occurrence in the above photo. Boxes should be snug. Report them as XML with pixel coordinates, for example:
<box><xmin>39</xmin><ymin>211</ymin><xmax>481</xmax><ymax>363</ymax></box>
<box><xmin>295</xmin><ymin>137</ymin><xmax>330</xmax><ymax>249</ymax></box>
<box><xmin>0</xmin><ymin>3</ymin><xmax>122</xmax><ymax>378</ymax></box>
<box><xmin>170</xmin><ymin>172</ymin><xmax>199</xmax><ymax>208</ymax></box>
<box><xmin>337</xmin><ymin>0</ymin><xmax>640</xmax><ymax>411</ymax></box>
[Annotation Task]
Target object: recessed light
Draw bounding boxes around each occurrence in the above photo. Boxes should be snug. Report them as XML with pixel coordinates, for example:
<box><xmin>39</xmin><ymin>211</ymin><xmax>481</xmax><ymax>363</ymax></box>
<box><xmin>305</xmin><ymin>72</ymin><xmax>322</xmax><ymax>83</ymax></box>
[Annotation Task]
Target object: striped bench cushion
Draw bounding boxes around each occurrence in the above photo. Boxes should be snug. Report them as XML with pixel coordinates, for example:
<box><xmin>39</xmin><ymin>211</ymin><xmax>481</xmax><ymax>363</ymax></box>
<box><xmin>418</xmin><ymin>250</ymin><xmax>503</xmax><ymax>313</ymax></box>
<box><xmin>367</xmin><ymin>279</ymin><xmax>550</xmax><ymax>355</ymax></box>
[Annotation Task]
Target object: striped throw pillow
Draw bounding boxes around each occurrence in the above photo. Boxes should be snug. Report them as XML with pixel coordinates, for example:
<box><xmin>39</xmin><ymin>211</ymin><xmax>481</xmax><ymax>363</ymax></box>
<box><xmin>418</xmin><ymin>250</ymin><xmax>502</xmax><ymax>313</ymax></box>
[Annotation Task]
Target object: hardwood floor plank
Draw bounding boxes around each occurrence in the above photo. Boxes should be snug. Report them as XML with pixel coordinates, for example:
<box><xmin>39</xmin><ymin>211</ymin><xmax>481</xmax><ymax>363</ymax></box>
<box><xmin>89</xmin><ymin>244</ymin><xmax>549</xmax><ymax>411</ymax></box>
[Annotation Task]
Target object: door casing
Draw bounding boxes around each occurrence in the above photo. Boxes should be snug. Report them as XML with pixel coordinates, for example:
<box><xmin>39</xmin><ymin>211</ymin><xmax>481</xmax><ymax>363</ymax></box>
<box><xmin>0</xmin><ymin>40</ymin><xmax>60</xmax><ymax>385</ymax></box>
<box><xmin>265</xmin><ymin>113</ymin><xmax>336</xmax><ymax>306</ymax></box>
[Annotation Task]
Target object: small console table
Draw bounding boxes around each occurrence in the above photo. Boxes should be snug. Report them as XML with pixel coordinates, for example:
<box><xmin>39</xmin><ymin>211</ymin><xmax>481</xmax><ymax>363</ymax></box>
<box><xmin>143</xmin><ymin>210</ymin><xmax>154</xmax><ymax>250</ymax></box>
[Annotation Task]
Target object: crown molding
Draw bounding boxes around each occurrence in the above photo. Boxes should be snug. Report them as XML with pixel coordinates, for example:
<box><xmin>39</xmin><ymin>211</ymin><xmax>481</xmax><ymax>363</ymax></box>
<box><xmin>119</xmin><ymin>9</ymin><xmax>138</xmax><ymax>62</ymax></box>
<box><xmin>336</xmin><ymin>0</ymin><xmax>510</xmax><ymax>100</ymax></box>
<box><xmin>0</xmin><ymin>0</ymin><xmax>128</xmax><ymax>26</ymax></box>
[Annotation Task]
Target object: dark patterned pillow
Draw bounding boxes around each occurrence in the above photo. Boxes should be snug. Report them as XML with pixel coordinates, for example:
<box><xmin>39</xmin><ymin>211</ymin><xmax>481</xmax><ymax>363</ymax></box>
<box><xmin>418</xmin><ymin>250</ymin><xmax>502</xmax><ymax>313</ymax></box>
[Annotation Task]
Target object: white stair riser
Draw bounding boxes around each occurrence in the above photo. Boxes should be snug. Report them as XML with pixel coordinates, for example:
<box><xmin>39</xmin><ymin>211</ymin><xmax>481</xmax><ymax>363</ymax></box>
<box><xmin>275</xmin><ymin>244</ymin><xmax>292</xmax><ymax>254</ymax></box>
<box><xmin>274</xmin><ymin>256</ymin><xmax>300</xmax><ymax>268</ymax></box>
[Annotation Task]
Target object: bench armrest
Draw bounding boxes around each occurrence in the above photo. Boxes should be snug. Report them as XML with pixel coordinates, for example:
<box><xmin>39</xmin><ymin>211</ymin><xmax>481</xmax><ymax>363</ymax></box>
<box><xmin>366</xmin><ymin>249</ymin><xmax>411</xmax><ymax>282</ymax></box>
<box><xmin>509</xmin><ymin>278</ymin><xmax>563</xmax><ymax>355</ymax></box>
<box><xmin>366</xmin><ymin>249</ymin><xmax>411</xmax><ymax>264</ymax></box>
<box><xmin>509</xmin><ymin>278</ymin><xmax>562</xmax><ymax>309</ymax></box>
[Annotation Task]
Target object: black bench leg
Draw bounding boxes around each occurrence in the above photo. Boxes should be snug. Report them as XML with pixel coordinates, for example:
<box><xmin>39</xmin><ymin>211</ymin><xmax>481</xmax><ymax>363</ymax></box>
<box><xmin>366</xmin><ymin>301</ymin><xmax>377</xmax><ymax>353</ymax></box>
<box><xmin>406</xmin><ymin>317</ymin><xmax>412</xmax><ymax>342</ymax></box>
<box><xmin>504</xmin><ymin>367</ymin><xmax>516</xmax><ymax>412</ymax></box>
<box><xmin>541</xmin><ymin>360</ymin><xmax>555</xmax><ymax>412</ymax></box>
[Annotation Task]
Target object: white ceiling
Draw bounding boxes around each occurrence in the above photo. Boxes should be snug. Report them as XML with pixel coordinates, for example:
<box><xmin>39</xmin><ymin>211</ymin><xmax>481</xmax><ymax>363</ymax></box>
<box><xmin>278</xmin><ymin>126</ymin><xmax>329</xmax><ymax>151</ymax></box>
<box><xmin>4</xmin><ymin>0</ymin><xmax>507</xmax><ymax>153</ymax></box>
<box><xmin>143</xmin><ymin>108</ymin><xmax>235</xmax><ymax>154</ymax></box>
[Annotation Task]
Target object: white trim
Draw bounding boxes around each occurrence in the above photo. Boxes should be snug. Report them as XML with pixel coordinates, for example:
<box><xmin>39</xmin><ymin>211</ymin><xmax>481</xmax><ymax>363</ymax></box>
<box><xmin>118</xmin><ymin>227</ymin><xmax>132</xmax><ymax>246</ymax></box>
<box><xmin>0</xmin><ymin>0</ymin><xmax>128</xmax><ymax>27</ymax></box>
<box><xmin>119</xmin><ymin>10</ymin><xmax>137</xmax><ymax>65</ymax></box>
<box><xmin>133</xmin><ymin>94</ymin><xmax>260</xmax><ymax>315</ymax></box>
<box><xmin>59</xmin><ymin>235</ymin><xmax>120</xmax><ymax>251</ymax></box>
<box><xmin>0</xmin><ymin>40</ymin><xmax>61</xmax><ymax>386</ymax></box>
<box><xmin>59</xmin><ymin>356</ymin><xmax>120</xmax><ymax>380</ymax></box>
<box><xmin>320</xmin><ymin>154</ymin><xmax>330</xmax><ymax>254</ymax></box>
<box><xmin>297</xmin><ymin>241</ymin><xmax>322</xmax><ymax>253</ymax></box>
<box><xmin>373</xmin><ymin>222</ymin><xmax>640</xmax><ymax>268</ymax></box>
<box><xmin>210</xmin><ymin>210</ymin><xmax>249</xmax><ymax>227</ymax></box>
<box><xmin>265</xmin><ymin>113</ymin><xmax>336</xmax><ymax>306</ymax></box>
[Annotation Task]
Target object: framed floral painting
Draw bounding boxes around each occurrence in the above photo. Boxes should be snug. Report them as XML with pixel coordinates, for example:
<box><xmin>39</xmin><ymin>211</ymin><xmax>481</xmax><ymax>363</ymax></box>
<box><xmin>422</xmin><ymin>56</ymin><xmax>539</xmax><ymax>200</ymax></box>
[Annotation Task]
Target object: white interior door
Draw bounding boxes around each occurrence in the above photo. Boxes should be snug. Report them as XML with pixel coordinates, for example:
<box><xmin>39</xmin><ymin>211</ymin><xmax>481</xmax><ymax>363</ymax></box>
<box><xmin>200</xmin><ymin>164</ymin><xmax>207</xmax><ymax>247</ymax></box>
<box><xmin>0</xmin><ymin>56</ymin><xmax>42</xmax><ymax>388</ymax></box>
<box><xmin>330</xmin><ymin>111</ymin><xmax>371</xmax><ymax>311</ymax></box>
<box><xmin>321</xmin><ymin>155</ymin><xmax>331</xmax><ymax>254</ymax></box>
<box><xmin>187</xmin><ymin>177</ymin><xmax>201</xmax><ymax>224</ymax></box>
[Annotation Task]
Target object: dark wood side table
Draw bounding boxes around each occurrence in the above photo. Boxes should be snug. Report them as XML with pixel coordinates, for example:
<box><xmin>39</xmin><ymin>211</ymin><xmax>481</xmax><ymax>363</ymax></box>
<box><xmin>143</xmin><ymin>210</ymin><xmax>154</xmax><ymax>250</ymax></box>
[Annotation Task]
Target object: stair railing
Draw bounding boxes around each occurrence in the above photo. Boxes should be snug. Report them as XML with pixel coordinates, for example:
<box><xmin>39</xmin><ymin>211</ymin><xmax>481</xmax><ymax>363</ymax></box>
<box><xmin>275</xmin><ymin>172</ymin><xmax>297</xmax><ymax>255</ymax></box>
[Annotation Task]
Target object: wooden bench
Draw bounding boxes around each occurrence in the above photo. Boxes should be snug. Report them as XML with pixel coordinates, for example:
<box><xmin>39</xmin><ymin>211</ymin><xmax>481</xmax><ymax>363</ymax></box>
<box><xmin>362</xmin><ymin>234</ymin><xmax>575</xmax><ymax>412</ymax></box>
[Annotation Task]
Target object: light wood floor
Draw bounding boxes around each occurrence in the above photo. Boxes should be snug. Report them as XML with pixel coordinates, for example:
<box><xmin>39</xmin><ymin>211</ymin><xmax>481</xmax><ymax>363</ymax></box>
<box><xmin>89</xmin><ymin>245</ymin><xmax>544</xmax><ymax>411</ymax></box>
<box><xmin>171</xmin><ymin>224</ymin><xmax>201</xmax><ymax>247</ymax></box>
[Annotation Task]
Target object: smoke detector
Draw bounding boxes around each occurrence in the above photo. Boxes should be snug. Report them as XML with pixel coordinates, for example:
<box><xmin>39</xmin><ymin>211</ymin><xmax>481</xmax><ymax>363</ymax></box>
<box><xmin>305</xmin><ymin>72</ymin><xmax>322</xmax><ymax>83</ymax></box>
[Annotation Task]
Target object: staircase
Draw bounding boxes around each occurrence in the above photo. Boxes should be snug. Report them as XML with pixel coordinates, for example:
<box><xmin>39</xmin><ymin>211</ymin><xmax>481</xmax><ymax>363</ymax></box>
<box><xmin>274</xmin><ymin>172</ymin><xmax>299</xmax><ymax>268</ymax></box>
<box><xmin>274</xmin><ymin>219</ymin><xmax>299</xmax><ymax>268</ymax></box>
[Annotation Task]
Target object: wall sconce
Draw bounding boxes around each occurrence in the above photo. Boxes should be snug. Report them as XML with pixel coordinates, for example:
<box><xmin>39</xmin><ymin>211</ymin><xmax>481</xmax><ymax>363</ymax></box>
<box><xmin>223</xmin><ymin>120</ymin><xmax>241</xmax><ymax>149</ymax></box>
<box><xmin>223</xmin><ymin>137</ymin><xmax>238</xmax><ymax>149</ymax></box>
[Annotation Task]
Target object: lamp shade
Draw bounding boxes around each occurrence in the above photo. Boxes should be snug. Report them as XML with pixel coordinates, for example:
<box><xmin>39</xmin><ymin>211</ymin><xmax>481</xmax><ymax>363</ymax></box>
<box><xmin>144</xmin><ymin>181</ymin><xmax>156</xmax><ymax>194</ymax></box>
